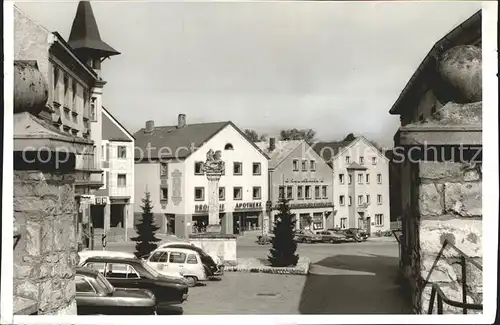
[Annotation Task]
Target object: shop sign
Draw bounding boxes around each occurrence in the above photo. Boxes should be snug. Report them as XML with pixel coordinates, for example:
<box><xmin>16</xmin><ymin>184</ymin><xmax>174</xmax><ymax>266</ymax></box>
<box><xmin>95</xmin><ymin>196</ymin><xmax>107</xmax><ymax>205</ymax></box>
<box><xmin>195</xmin><ymin>204</ymin><xmax>225</xmax><ymax>213</ymax></box>
<box><xmin>285</xmin><ymin>178</ymin><xmax>324</xmax><ymax>184</ymax></box>
<box><xmin>270</xmin><ymin>201</ymin><xmax>334</xmax><ymax>210</ymax></box>
<box><xmin>234</xmin><ymin>202</ymin><xmax>263</xmax><ymax>211</ymax></box>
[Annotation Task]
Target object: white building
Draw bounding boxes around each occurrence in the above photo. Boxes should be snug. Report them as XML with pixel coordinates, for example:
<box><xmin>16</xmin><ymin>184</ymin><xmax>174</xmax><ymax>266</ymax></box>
<box><xmin>313</xmin><ymin>136</ymin><xmax>391</xmax><ymax>233</ymax></box>
<box><xmin>134</xmin><ymin>114</ymin><xmax>269</xmax><ymax>238</ymax></box>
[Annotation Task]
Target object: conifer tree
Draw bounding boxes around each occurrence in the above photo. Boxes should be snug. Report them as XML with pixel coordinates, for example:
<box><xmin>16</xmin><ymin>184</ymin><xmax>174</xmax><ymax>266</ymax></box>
<box><xmin>131</xmin><ymin>192</ymin><xmax>161</xmax><ymax>258</ymax></box>
<box><xmin>268</xmin><ymin>197</ymin><xmax>299</xmax><ymax>267</ymax></box>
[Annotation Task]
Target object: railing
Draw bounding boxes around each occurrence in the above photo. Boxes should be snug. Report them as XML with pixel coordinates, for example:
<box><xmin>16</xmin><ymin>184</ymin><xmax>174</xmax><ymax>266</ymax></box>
<box><xmin>425</xmin><ymin>239</ymin><xmax>483</xmax><ymax>314</ymax></box>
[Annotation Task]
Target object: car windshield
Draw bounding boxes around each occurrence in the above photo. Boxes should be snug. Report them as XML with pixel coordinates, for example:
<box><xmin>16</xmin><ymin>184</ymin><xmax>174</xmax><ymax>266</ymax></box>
<box><xmin>141</xmin><ymin>261</ymin><xmax>160</xmax><ymax>277</ymax></box>
<box><xmin>95</xmin><ymin>272</ymin><xmax>114</xmax><ymax>294</ymax></box>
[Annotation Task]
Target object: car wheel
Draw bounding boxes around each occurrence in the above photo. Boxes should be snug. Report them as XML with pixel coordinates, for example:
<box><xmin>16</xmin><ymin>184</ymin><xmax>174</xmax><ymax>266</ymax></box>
<box><xmin>184</xmin><ymin>276</ymin><xmax>197</xmax><ymax>287</ymax></box>
<box><xmin>329</xmin><ymin>239</ymin><xmax>335</xmax><ymax>244</ymax></box>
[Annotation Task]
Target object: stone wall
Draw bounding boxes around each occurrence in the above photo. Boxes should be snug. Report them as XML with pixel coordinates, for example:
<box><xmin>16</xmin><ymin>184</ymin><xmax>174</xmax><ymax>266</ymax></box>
<box><xmin>13</xmin><ymin>170</ymin><xmax>79</xmax><ymax>315</ymax></box>
<box><xmin>415</xmin><ymin>161</ymin><xmax>482</xmax><ymax>314</ymax></box>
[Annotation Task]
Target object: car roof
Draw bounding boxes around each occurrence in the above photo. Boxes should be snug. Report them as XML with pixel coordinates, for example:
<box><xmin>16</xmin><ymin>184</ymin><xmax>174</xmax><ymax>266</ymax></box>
<box><xmin>154</xmin><ymin>247</ymin><xmax>200</xmax><ymax>254</ymax></box>
<box><xmin>79</xmin><ymin>250</ymin><xmax>136</xmax><ymax>260</ymax></box>
<box><xmin>83</xmin><ymin>256</ymin><xmax>141</xmax><ymax>263</ymax></box>
<box><xmin>76</xmin><ymin>267</ymin><xmax>99</xmax><ymax>277</ymax></box>
<box><xmin>159</xmin><ymin>241</ymin><xmax>192</xmax><ymax>247</ymax></box>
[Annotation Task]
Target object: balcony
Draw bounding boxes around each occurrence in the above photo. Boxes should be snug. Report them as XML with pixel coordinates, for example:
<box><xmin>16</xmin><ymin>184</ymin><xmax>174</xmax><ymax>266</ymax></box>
<box><xmin>357</xmin><ymin>203</ymin><xmax>369</xmax><ymax>212</ymax></box>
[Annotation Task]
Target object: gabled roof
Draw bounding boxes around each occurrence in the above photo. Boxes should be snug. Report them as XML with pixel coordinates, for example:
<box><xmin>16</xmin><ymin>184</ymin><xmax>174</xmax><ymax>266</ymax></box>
<box><xmin>311</xmin><ymin>140</ymin><xmax>352</xmax><ymax>162</ymax></box>
<box><xmin>102</xmin><ymin>107</ymin><xmax>134</xmax><ymax>142</ymax></box>
<box><xmin>255</xmin><ymin>140</ymin><xmax>303</xmax><ymax>169</ymax></box>
<box><xmin>68</xmin><ymin>1</ymin><xmax>120</xmax><ymax>58</ymax></box>
<box><xmin>389</xmin><ymin>10</ymin><xmax>481</xmax><ymax>115</ymax></box>
<box><xmin>134</xmin><ymin>120</ymin><xmax>269</xmax><ymax>161</ymax></box>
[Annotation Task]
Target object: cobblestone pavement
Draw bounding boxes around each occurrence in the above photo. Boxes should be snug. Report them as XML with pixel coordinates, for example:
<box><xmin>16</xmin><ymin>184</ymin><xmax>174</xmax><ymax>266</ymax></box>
<box><xmin>99</xmin><ymin>236</ymin><xmax>412</xmax><ymax>314</ymax></box>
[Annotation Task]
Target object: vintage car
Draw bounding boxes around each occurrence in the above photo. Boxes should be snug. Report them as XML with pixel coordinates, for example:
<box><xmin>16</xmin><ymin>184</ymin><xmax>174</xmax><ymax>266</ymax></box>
<box><xmin>154</xmin><ymin>242</ymin><xmax>224</xmax><ymax>276</ymax></box>
<box><xmin>75</xmin><ymin>267</ymin><xmax>156</xmax><ymax>315</ymax></box>
<box><xmin>343</xmin><ymin>228</ymin><xmax>369</xmax><ymax>242</ymax></box>
<box><xmin>78</xmin><ymin>250</ymin><xmax>137</xmax><ymax>265</ymax></box>
<box><xmin>316</xmin><ymin>230</ymin><xmax>347</xmax><ymax>243</ymax></box>
<box><xmin>81</xmin><ymin>256</ymin><xmax>189</xmax><ymax>307</ymax></box>
<box><xmin>294</xmin><ymin>229</ymin><xmax>323</xmax><ymax>243</ymax></box>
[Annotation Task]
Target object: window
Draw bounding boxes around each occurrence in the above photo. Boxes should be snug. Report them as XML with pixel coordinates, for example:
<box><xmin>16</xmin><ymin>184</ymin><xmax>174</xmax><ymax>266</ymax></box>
<box><xmin>219</xmin><ymin>187</ymin><xmax>225</xmax><ymax>201</ymax></box>
<box><xmin>348</xmin><ymin>174</ymin><xmax>352</xmax><ymax>185</ymax></box>
<box><xmin>233</xmin><ymin>187</ymin><xmax>242</xmax><ymax>200</ymax></box>
<box><xmin>346</xmin><ymin>156</ymin><xmax>351</xmax><ymax>164</ymax></box>
<box><xmin>339</xmin><ymin>174</ymin><xmax>345</xmax><ymax>184</ymax></box>
<box><xmin>63</xmin><ymin>74</ymin><xmax>69</xmax><ymax>100</ymax></box>
<box><xmin>340</xmin><ymin>218</ymin><xmax>347</xmax><ymax>229</ymax></box>
<box><xmin>377</xmin><ymin>174</ymin><xmax>382</xmax><ymax>184</ymax></box>
<box><xmin>292</xmin><ymin>159</ymin><xmax>299</xmax><ymax>171</ymax></box>
<box><xmin>160</xmin><ymin>163</ymin><xmax>168</xmax><ymax>176</ymax></box>
<box><xmin>117</xmin><ymin>174</ymin><xmax>126</xmax><ymax>187</ymax></box>
<box><xmin>310</xmin><ymin>160</ymin><xmax>316</xmax><ymax>171</ymax></box>
<box><xmin>305</xmin><ymin>186</ymin><xmax>311</xmax><ymax>199</ymax></box>
<box><xmin>358</xmin><ymin>195</ymin><xmax>363</xmax><ymax>205</ymax></box>
<box><xmin>372</xmin><ymin>157</ymin><xmax>377</xmax><ymax>165</ymax></box>
<box><xmin>357</xmin><ymin>173</ymin><xmax>363</xmax><ymax>184</ymax></box>
<box><xmin>53</xmin><ymin>67</ymin><xmax>59</xmax><ymax>90</ymax></box>
<box><xmin>161</xmin><ymin>188</ymin><xmax>168</xmax><ymax>201</ymax></box>
<box><xmin>375</xmin><ymin>214</ymin><xmax>384</xmax><ymax>226</ymax></box>
<box><xmin>90</xmin><ymin>97</ymin><xmax>97</xmax><ymax>121</ymax></box>
<box><xmin>195</xmin><ymin>187</ymin><xmax>205</xmax><ymax>201</ymax></box>
<box><xmin>72</xmin><ymin>79</ymin><xmax>77</xmax><ymax>105</ymax></box>
<box><xmin>348</xmin><ymin>196</ymin><xmax>352</xmax><ymax>206</ymax></box>
<box><xmin>169</xmin><ymin>252</ymin><xmax>187</xmax><ymax>264</ymax></box>
<box><xmin>312</xmin><ymin>213</ymin><xmax>324</xmax><ymax>230</ymax></box>
<box><xmin>233</xmin><ymin>162</ymin><xmax>242</xmax><ymax>175</ymax></box>
<box><xmin>150</xmin><ymin>251</ymin><xmax>168</xmax><ymax>263</ymax></box>
<box><xmin>322</xmin><ymin>185</ymin><xmax>327</xmax><ymax>199</ymax></box>
<box><xmin>359</xmin><ymin>157</ymin><xmax>364</xmax><ymax>165</ymax></box>
<box><xmin>253</xmin><ymin>163</ymin><xmax>261</xmax><ymax>175</ymax></box>
<box><xmin>75</xmin><ymin>276</ymin><xmax>95</xmax><ymax>293</ymax></box>
<box><xmin>253</xmin><ymin>187</ymin><xmax>262</xmax><ymax>200</ymax></box>
<box><xmin>186</xmin><ymin>254</ymin><xmax>198</xmax><ymax>264</ymax></box>
<box><xmin>377</xmin><ymin>194</ymin><xmax>382</xmax><ymax>205</ymax></box>
<box><xmin>286</xmin><ymin>186</ymin><xmax>293</xmax><ymax>199</ymax></box>
<box><xmin>117</xmin><ymin>146</ymin><xmax>127</xmax><ymax>158</ymax></box>
<box><xmin>194</xmin><ymin>162</ymin><xmax>204</xmax><ymax>175</ymax></box>
<box><xmin>339</xmin><ymin>195</ymin><xmax>345</xmax><ymax>206</ymax></box>
<box><xmin>297</xmin><ymin>186</ymin><xmax>304</xmax><ymax>200</ymax></box>
<box><xmin>101</xmin><ymin>145</ymin><xmax>105</xmax><ymax>161</ymax></box>
<box><xmin>301</xmin><ymin>160</ymin><xmax>307</xmax><ymax>171</ymax></box>
<box><xmin>84</xmin><ymin>262</ymin><xmax>106</xmax><ymax>273</ymax></box>
<box><xmin>314</xmin><ymin>186</ymin><xmax>320</xmax><ymax>199</ymax></box>
<box><xmin>224</xmin><ymin>143</ymin><xmax>234</xmax><ymax>150</ymax></box>
<box><xmin>366</xmin><ymin>173</ymin><xmax>370</xmax><ymax>184</ymax></box>
<box><xmin>106</xmin><ymin>263</ymin><xmax>139</xmax><ymax>279</ymax></box>
<box><xmin>366</xmin><ymin>195</ymin><xmax>370</xmax><ymax>204</ymax></box>
<box><xmin>278</xmin><ymin>186</ymin><xmax>285</xmax><ymax>199</ymax></box>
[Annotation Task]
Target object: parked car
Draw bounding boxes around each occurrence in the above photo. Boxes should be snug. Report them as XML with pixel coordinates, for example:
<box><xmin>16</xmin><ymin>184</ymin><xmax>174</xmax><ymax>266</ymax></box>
<box><xmin>294</xmin><ymin>229</ymin><xmax>323</xmax><ymax>243</ymax></box>
<box><xmin>152</xmin><ymin>241</ymin><xmax>224</xmax><ymax>276</ymax></box>
<box><xmin>316</xmin><ymin>230</ymin><xmax>347</xmax><ymax>243</ymax></box>
<box><xmin>145</xmin><ymin>247</ymin><xmax>216</xmax><ymax>287</ymax></box>
<box><xmin>343</xmin><ymin>228</ymin><xmax>369</xmax><ymax>242</ymax></box>
<box><xmin>80</xmin><ymin>256</ymin><xmax>189</xmax><ymax>307</ymax></box>
<box><xmin>78</xmin><ymin>250</ymin><xmax>137</xmax><ymax>266</ymax></box>
<box><xmin>75</xmin><ymin>267</ymin><xmax>157</xmax><ymax>315</ymax></box>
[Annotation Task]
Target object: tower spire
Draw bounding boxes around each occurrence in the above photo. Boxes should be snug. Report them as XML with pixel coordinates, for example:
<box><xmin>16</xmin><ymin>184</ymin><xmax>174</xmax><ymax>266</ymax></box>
<box><xmin>68</xmin><ymin>1</ymin><xmax>120</xmax><ymax>62</ymax></box>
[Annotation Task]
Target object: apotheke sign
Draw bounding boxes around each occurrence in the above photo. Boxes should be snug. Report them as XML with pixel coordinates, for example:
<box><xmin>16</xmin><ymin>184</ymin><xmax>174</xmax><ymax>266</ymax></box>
<box><xmin>234</xmin><ymin>202</ymin><xmax>263</xmax><ymax>211</ymax></box>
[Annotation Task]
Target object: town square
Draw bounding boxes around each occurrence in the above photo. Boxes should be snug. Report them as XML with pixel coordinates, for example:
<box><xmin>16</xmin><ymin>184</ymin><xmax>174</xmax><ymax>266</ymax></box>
<box><xmin>4</xmin><ymin>0</ymin><xmax>493</xmax><ymax>320</ymax></box>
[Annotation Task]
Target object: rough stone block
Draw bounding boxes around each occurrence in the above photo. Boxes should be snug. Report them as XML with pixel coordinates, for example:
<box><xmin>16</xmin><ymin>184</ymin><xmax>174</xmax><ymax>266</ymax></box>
<box><xmin>419</xmin><ymin>218</ymin><xmax>482</xmax><ymax>258</ymax></box>
<box><xmin>419</xmin><ymin>161</ymin><xmax>464</xmax><ymax>181</ymax></box>
<box><xmin>419</xmin><ymin>184</ymin><xmax>444</xmax><ymax>216</ymax></box>
<box><xmin>15</xmin><ymin>279</ymin><xmax>38</xmax><ymax>301</ymax></box>
<box><xmin>44</xmin><ymin>252</ymin><xmax>60</xmax><ymax>263</ymax></box>
<box><xmin>59</xmin><ymin>184</ymin><xmax>75</xmax><ymax>213</ymax></box>
<box><xmin>53</xmin><ymin>218</ymin><xmax>71</xmax><ymax>251</ymax></box>
<box><xmin>420</xmin><ymin>258</ymin><xmax>457</xmax><ymax>283</ymax></box>
<box><xmin>25</xmin><ymin>220</ymin><xmax>42</xmax><ymax>256</ymax></box>
<box><xmin>14</xmin><ymin>182</ymin><xmax>35</xmax><ymax>197</ymax></box>
<box><xmin>452</xmin><ymin>260</ymin><xmax>483</xmax><ymax>295</ymax></box>
<box><xmin>33</xmin><ymin>181</ymin><xmax>60</xmax><ymax>199</ymax></box>
<box><xmin>14</xmin><ymin>263</ymin><xmax>32</xmax><ymax>279</ymax></box>
<box><xmin>63</xmin><ymin>280</ymin><xmax>76</xmax><ymax>303</ymax></box>
<box><xmin>40</xmin><ymin>219</ymin><xmax>55</xmax><ymax>255</ymax></box>
<box><xmin>444</xmin><ymin>182</ymin><xmax>482</xmax><ymax>217</ymax></box>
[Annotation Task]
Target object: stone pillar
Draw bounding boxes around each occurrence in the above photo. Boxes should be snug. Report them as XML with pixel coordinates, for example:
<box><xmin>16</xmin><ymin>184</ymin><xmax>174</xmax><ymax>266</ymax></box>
<box><xmin>13</xmin><ymin>60</ymin><xmax>82</xmax><ymax>315</ymax></box>
<box><xmin>221</xmin><ymin>212</ymin><xmax>234</xmax><ymax>235</ymax></box>
<box><xmin>394</xmin><ymin>45</ymin><xmax>483</xmax><ymax>314</ymax></box>
<box><xmin>261</xmin><ymin>211</ymin><xmax>270</xmax><ymax>235</ymax></box>
<box><xmin>206</xmin><ymin>173</ymin><xmax>222</xmax><ymax>233</ymax></box>
<box><xmin>104</xmin><ymin>203</ymin><xmax>111</xmax><ymax>235</ymax></box>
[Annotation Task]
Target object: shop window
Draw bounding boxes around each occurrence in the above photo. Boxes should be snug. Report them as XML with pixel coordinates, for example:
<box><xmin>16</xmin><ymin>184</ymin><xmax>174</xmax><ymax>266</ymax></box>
<box><xmin>219</xmin><ymin>187</ymin><xmax>225</xmax><ymax>201</ymax></box>
<box><xmin>312</xmin><ymin>213</ymin><xmax>323</xmax><ymax>230</ymax></box>
<box><xmin>233</xmin><ymin>187</ymin><xmax>242</xmax><ymax>200</ymax></box>
<box><xmin>195</xmin><ymin>187</ymin><xmax>205</xmax><ymax>201</ymax></box>
<box><xmin>340</xmin><ymin>218</ymin><xmax>347</xmax><ymax>229</ymax></box>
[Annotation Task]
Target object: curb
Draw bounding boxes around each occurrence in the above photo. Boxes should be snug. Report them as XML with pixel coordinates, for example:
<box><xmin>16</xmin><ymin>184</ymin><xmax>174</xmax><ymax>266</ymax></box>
<box><xmin>225</xmin><ymin>259</ymin><xmax>311</xmax><ymax>276</ymax></box>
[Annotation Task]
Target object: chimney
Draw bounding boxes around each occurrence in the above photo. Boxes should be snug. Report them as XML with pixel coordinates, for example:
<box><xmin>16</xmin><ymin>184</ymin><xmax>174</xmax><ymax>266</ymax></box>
<box><xmin>269</xmin><ymin>137</ymin><xmax>276</xmax><ymax>152</ymax></box>
<box><xmin>178</xmin><ymin>114</ymin><xmax>186</xmax><ymax>128</ymax></box>
<box><xmin>145</xmin><ymin>120</ymin><xmax>154</xmax><ymax>133</ymax></box>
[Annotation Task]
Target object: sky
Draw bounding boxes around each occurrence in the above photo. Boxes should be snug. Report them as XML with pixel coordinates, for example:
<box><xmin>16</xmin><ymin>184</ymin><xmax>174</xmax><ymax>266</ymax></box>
<box><xmin>14</xmin><ymin>1</ymin><xmax>482</xmax><ymax>148</ymax></box>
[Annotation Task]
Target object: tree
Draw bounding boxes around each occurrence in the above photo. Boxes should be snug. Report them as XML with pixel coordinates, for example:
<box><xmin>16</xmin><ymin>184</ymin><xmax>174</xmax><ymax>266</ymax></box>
<box><xmin>279</xmin><ymin>128</ymin><xmax>316</xmax><ymax>143</ymax></box>
<box><xmin>343</xmin><ymin>133</ymin><xmax>356</xmax><ymax>142</ymax></box>
<box><xmin>268</xmin><ymin>197</ymin><xmax>299</xmax><ymax>267</ymax></box>
<box><xmin>131</xmin><ymin>192</ymin><xmax>161</xmax><ymax>258</ymax></box>
<box><xmin>244</xmin><ymin>129</ymin><xmax>268</xmax><ymax>142</ymax></box>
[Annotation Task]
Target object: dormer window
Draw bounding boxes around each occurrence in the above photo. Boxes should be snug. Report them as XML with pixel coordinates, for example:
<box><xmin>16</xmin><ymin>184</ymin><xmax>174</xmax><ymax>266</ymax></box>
<box><xmin>224</xmin><ymin>143</ymin><xmax>234</xmax><ymax>150</ymax></box>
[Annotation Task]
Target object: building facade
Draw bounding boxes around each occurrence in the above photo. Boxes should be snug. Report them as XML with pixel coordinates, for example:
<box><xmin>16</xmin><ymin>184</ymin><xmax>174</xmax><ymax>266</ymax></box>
<box><xmin>313</xmin><ymin>137</ymin><xmax>391</xmax><ymax>233</ymax></box>
<box><xmin>256</xmin><ymin>139</ymin><xmax>334</xmax><ymax>231</ymax></box>
<box><xmin>134</xmin><ymin>115</ymin><xmax>269</xmax><ymax>238</ymax></box>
